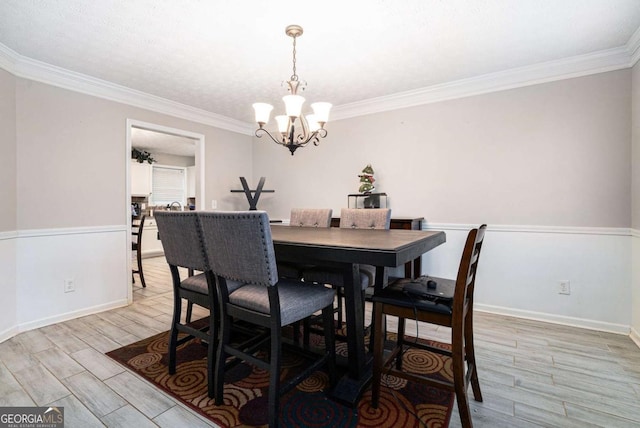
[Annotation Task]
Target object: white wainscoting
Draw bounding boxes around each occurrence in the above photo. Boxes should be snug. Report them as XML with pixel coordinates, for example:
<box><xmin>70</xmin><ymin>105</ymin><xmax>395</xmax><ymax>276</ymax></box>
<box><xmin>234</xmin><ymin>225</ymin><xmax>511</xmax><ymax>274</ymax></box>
<box><xmin>0</xmin><ymin>232</ymin><xmax>17</xmax><ymax>343</ymax></box>
<box><xmin>14</xmin><ymin>226</ymin><xmax>129</xmax><ymax>333</ymax></box>
<box><xmin>422</xmin><ymin>223</ymin><xmax>632</xmax><ymax>334</ymax></box>
<box><xmin>631</xmin><ymin>231</ymin><xmax>640</xmax><ymax>346</ymax></box>
<box><xmin>0</xmin><ymin>223</ymin><xmax>637</xmax><ymax>344</ymax></box>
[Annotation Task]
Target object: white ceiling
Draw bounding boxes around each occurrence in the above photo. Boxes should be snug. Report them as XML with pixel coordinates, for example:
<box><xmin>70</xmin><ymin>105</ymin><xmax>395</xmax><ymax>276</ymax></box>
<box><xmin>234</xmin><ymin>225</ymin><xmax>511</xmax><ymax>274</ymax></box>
<box><xmin>1</xmin><ymin>0</ymin><xmax>640</xmax><ymax>127</ymax></box>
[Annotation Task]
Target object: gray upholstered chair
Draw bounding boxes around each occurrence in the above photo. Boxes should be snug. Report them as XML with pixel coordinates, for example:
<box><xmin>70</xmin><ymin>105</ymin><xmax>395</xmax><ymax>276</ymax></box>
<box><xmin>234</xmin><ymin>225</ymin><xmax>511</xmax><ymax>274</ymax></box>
<box><xmin>302</xmin><ymin>208</ymin><xmax>392</xmax><ymax>328</ymax></box>
<box><xmin>154</xmin><ymin>211</ymin><xmax>242</xmax><ymax>399</ymax></box>
<box><xmin>198</xmin><ymin>211</ymin><xmax>336</xmax><ymax>428</ymax></box>
<box><xmin>277</xmin><ymin>208</ymin><xmax>333</xmax><ymax>279</ymax></box>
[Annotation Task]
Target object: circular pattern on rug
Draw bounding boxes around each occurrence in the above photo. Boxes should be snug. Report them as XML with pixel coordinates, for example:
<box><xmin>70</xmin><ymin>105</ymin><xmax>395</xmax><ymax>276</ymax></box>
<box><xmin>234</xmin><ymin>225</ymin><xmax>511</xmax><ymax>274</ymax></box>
<box><xmin>128</xmin><ymin>352</ymin><xmax>162</xmax><ymax>369</ymax></box>
<box><xmin>296</xmin><ymin>370</ymin><xmax>329</xmax><ymax>393</ymax></box>
<box><xmin>218</xmin><ymin>384</ymin><xmax>262</xmax><ymax>409</ymax></box>
<box><xmin>416</xmin><ymin>403</ymin><xmax>449</xmax><ymax>428</ymax></box>
<box><xmin>357</xmin><ymin>389</ymin><xmax>413</xmax><ymax>427</ymax></box>
<box><xmin>282</xmin><ymin>392</ymin><xmax>354</xmax><ymax>427</ymax></box>
<box><xmin>146</xmin><ymin>335</ymin><xmax>169</xmax><ymax>354</ymax></box>
<box><xmin>380</xmin><ymin>372</ymin><xmax>408</xmax><ymax>390</ymax></box>
<box><xmin>234</xmin><ymin>365</ymin><xmax>291</xmax><ymax>390</ymax></box>
<box><xmin>140</xmin><ymin>361</ymin><xmax>167</xmax><ymax>379</ymax></box>
<box><xmin>204</xmin><ymin>405</ymin><xmax>240</xmax><ymax>427</ymax></box>
<box><xmin>155</xmin><ymin>360</ymin><xmax>207</xmax><ymax>400</ymax></box>
<box><xmin>335</xmin><ymin>341</ymin><xmax>349</xmax><ymax>358</ymax></box>
<box><xmin>401</xmin><ymin>348</ymin><xmax>445</xmax><ymax>375</ymax></box>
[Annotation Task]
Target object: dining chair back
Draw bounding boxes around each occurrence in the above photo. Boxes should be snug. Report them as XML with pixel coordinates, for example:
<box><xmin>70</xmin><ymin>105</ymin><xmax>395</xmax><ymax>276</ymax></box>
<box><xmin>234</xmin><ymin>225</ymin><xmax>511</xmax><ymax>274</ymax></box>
<box><xmin>154</xmin><ymin>211</ymin><xmax>218</xmax><ymax>398</ymax></box>
<box><xmin>198</xmin><ymin>210</ymin><xmax>336</xmax><ymax>428</ymax></box>
<box><xmin>339</xmin><ymin>208</ymin><xmax>391</xmax><ymax>229</ymax></box>
<box><xmin>370</xmin><ymin>224</ymin><xmax>487</xmax><ymax>428</ymax></box>
<box><xmin>289</xmin><ymin>208</ymin><xmax>333</xmax><ymax>227</ymax></box>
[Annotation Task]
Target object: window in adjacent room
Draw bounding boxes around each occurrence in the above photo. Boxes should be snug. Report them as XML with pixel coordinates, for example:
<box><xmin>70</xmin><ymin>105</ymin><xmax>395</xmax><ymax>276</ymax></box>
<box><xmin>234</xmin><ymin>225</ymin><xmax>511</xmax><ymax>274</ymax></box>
<box><xmin>151</xmin><ymin>165</ymin><xmax>186</xmax><ymax>206</ymax></box>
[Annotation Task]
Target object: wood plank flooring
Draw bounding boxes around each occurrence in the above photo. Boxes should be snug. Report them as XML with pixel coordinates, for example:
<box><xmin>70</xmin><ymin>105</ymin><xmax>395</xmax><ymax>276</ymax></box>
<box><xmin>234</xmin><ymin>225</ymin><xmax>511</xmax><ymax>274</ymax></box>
<box><xmin>1</xmin><ymin>256</ymin><xmax>639</xmax><ymax>427</ymax></box>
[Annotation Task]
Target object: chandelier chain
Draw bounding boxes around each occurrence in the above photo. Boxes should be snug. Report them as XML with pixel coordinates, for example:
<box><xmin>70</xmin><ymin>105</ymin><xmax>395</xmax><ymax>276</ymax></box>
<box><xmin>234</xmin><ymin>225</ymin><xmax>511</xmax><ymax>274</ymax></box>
<box><xmin>291</xmin><ymin>35</ymin><xmax>298</xmax><ymax>81</ymax></box>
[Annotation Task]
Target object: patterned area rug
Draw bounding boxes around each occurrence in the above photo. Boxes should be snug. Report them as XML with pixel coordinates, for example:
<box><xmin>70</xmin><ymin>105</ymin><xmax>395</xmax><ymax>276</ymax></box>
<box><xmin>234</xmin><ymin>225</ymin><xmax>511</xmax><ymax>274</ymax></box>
<box><xmin>106</xmin><ymin>323</ymin><xmax>454</xmax><ymax>427</ymax></box>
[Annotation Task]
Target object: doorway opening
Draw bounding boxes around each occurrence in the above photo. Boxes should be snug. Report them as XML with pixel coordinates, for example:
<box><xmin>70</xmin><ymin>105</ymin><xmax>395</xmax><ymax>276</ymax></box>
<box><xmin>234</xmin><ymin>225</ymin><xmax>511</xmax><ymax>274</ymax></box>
<box><xmin>125</xmin><ymin>119</ymin><xmax>206</xmax><ymax>302</ymax></box>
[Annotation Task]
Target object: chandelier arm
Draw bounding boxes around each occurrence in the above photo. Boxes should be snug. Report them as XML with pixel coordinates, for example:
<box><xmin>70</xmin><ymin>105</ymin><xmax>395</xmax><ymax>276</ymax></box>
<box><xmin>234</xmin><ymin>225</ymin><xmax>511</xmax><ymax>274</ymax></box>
<box><xmin>255</xmin><ymin>128</ymin><xmax>287</xmax><ymax>147</ymax></box>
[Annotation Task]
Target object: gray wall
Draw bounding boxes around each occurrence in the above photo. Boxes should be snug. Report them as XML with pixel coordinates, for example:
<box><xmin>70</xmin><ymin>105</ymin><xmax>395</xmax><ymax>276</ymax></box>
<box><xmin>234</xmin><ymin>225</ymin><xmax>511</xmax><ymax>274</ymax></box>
<box><xmin>151</xmin><ymin>153</ymin><xmax>195</xmax><ymax>167</ymax></box>
<box><xmin>0</xmin><ymin>69</ymin><xmax>16</xmax><ymax>232</ymax></box>
<box><xmin>254</xmin><ymin>70</ymin><xmax>631</xmax><ymax>228</ymax></box>
<box><xmin>15</xmin><ymin>78</ymin><xmax>252</xmax><ymax>230</ymax></box>
<box><xmin>632</xmin><ymin>61</ymin><xmax>640</xmax><ymax>336</ymax></box>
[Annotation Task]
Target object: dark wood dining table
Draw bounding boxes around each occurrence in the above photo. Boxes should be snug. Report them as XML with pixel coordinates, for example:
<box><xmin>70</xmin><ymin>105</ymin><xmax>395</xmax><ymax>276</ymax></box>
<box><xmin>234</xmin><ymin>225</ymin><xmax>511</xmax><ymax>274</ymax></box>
<box><xmin>270</xmin><ymin>224</ymin><xmax>446</xmax><ymax>406</ymax></box>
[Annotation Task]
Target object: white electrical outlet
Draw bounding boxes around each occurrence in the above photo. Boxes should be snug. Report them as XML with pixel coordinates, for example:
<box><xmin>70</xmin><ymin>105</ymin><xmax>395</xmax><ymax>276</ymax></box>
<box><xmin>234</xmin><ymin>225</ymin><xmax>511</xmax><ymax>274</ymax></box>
<box><xmin>558</xmin><ymin>280</ymin><xmax>570</xmax><ymax>295</ymax></box>
<box><xmin>211</xmin><ymin>200</ymin><xmax>218</xmax><ymax>209</ymax></box>
<box><xmin>64</xmin><ymin>279</ymin><xmax>75</xmax><ymax>293</ymax></box>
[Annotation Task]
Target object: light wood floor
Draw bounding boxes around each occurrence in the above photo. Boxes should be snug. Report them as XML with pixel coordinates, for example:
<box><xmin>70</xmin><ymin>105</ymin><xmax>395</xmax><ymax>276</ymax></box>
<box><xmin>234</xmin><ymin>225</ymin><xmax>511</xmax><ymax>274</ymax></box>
<box><xmin>1</xmin><ymin>256</ymin><xmax>640</xmax><ymax>427</ymax></box>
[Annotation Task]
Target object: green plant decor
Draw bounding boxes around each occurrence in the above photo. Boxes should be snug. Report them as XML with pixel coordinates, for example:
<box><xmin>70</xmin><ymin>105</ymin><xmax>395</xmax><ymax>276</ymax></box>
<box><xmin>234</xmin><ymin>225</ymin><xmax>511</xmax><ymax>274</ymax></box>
<box><xmin>132</xmin><ymin>148</ymin><xmax>156</xmax><ymax>164</ymax></box>
<box><xmin>358</xmin><ymin>164</ymin><xmax>376</xmax><ymax>193</ymax></box>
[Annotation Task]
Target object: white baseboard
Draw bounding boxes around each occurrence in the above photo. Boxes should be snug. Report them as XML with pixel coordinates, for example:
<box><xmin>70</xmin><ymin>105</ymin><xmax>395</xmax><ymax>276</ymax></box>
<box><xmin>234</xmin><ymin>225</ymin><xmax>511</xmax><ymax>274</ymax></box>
<box><xmin>476</xmin><ymin>303</ymin><xmax>630</xmax><ymax>335</ymax></box>
<box><xmin>0</xmin><ymin>325</ymin><xmax>19</xmax><ymax>344</ymax></box>
<box><xmin>17</xmin><ymin>299</ymin><xmax>129</xmax><ymax>335</ymax></box>
<box><xmin>630</xmin><ymin>327</ymin><xmax>640</xmax><ymax>349</ymax></box>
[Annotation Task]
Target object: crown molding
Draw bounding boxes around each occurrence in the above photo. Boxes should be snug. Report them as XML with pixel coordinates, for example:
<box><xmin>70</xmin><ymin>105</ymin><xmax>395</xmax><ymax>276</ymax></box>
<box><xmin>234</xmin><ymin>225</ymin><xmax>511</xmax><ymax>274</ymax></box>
<box><xmin>0</xmin><ymin>39</ymin><xmax>636</xmax><ymax>128</ymax></box>
<box><xmin>331</xmin><ymin>46</ymin><xmax>633</xmax><ymax>121</ymax></box>
<box><xmin>627</xmin><ymin>25</ymin><xmax>640</xmax><ymax>66</ymax></box>
<box><xmin>0</xmin><ymin>42</ymin><xmax>18</xmax><ymax>74</ymax></box>
<box><xmin>0</xmin><ymin>43</ymin><xmax>253</xmax><ymax>135</ymax></box>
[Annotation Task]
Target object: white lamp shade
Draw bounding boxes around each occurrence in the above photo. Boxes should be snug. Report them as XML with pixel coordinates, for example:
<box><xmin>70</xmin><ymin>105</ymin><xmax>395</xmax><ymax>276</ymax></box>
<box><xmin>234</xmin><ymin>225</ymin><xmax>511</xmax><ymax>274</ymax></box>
<box><xmin>253</xmin><ymin>103</ymin><xmax>273</xmax><ymax>124</ymax></box>
<box><xmin>275</xmin><ymin>115</ymin><xmax>290</xmax><ymax>133</ymax></box>
<box><xmin>311</xmin><ymin>102</ymin><xmax>332</xmax><ymax>123</ymax></box>
<box><xmin>283</xmin><ymin>95</ymin><xmax>305</xmax><ymax>118</ymax></box>
<box><xmin>306</xmin><ymin>114</ymin><xmax>320</xmax><ymax>132</ymax></box>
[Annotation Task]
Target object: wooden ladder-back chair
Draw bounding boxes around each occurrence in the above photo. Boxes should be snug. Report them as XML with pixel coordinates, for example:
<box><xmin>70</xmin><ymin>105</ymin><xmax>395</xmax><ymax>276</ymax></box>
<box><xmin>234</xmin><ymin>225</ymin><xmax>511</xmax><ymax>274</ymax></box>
<box><xmin>132</xmin><ymin>214</ymin><xmax>146</xmax><ymax>287</ymax></box>
<box><xmin>371</xmin><ymin>224</ymin><xmax>487</xmax><ymax>428</ymax></box>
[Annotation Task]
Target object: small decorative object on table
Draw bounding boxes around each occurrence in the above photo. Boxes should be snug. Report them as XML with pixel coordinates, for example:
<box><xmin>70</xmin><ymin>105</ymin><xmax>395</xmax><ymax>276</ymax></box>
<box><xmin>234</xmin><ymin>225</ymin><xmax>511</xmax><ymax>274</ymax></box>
<box><xmin>358</xmin><ymin>164</ymin><xmax>376</xmax><ymax>193</ymax></box>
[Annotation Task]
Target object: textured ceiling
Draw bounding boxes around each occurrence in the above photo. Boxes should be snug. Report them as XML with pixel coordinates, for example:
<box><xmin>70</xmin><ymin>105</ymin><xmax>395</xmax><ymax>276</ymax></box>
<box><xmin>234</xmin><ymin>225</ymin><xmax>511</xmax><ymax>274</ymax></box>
<box><xmin>1</xmin><ymin>0</ymin><xmax>640</xmax><ymax>125</ymax></box>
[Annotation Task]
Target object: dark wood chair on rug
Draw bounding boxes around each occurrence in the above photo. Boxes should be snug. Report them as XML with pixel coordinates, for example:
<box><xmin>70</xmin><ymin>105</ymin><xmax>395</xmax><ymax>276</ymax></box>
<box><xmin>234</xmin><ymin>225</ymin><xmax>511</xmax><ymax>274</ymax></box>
<box><xmin>370</xmin><ymin>224</ymin><xmax>487</xmax><ymax>428</ymax></box>
<box><xmin>132</xmin><ymin>214</ymin><xmax>146</xmax><ymax>288</ymax></box>
<box><xmin>154</xmin><ymin>211</ymin><xmax>240</xmax><ymax>398</ymax></box>
<box><xmin>198</xmin><ymin>210</ymin><xmax>336</xmax><ymax>428</ymax></box>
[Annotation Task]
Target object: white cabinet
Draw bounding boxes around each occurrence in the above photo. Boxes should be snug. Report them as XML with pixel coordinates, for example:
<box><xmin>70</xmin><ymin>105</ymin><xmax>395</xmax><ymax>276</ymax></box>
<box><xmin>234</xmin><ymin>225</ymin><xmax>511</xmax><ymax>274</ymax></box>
<box><xmin>131</xmin><ymin>161</ymin><xmax>152</xmax><ymax>196</ymax></box>
<box><xmin>141</xmin><ymin>217</ymin><xmax>164</xmax><ymax>257</ymax></box>
<box><xmin>186</xmin><ymin>166</ymin><xmax>196</xmax><ymax>198</ymax></box>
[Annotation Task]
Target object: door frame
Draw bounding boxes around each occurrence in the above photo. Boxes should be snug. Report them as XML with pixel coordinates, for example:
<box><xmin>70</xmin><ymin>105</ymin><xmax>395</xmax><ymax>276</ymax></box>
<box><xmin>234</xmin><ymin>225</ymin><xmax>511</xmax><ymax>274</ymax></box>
<box><xmin>125</xmin><ymin>119</ymin><xmax>206</xmax><ymax>302</ymax></box>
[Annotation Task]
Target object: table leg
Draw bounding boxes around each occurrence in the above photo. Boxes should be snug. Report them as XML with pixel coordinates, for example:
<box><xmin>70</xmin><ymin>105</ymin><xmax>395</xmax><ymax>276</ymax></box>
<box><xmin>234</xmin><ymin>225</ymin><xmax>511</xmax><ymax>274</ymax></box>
<box><xmin>330</xmin><ymin>263</ymin><xmax>371</xmax><ymax>407</ymax></box>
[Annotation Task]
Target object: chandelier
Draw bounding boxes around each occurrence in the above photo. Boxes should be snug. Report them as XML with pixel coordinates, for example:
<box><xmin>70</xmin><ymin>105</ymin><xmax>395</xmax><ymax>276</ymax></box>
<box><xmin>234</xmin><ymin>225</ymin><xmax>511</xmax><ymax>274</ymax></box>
<box><xmin>253</xmin><ymin>25</ymin><xmax>332</xmax><ymax>156</ymax></box>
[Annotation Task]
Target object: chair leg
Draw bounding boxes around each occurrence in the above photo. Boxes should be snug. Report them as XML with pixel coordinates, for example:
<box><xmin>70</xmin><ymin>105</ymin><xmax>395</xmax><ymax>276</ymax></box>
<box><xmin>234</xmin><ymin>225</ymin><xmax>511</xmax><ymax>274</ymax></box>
<box><xmin>207</xmin><ymin>309</ymin><xmax>217</xmax><ymax>398</ymax></box>
<box><xmin>371</xmin><ymin>302</ymin><xmax>385</xmax><ymax>408</ymax></box>
<box><xmin>452</xmin><ymin>329</ymin><xmax>473</xmax><ymax>428</ymax></box>
<box><xmin>465</xmin><ymin>309</ymin><xmax>483</xmax><ymax>402</ymax></box>
<box><xmin>186</xmin><ymin>302</ymin><xmax>193</xmax><ymax>323</ymax></box>
<box><xmin>336</xmin><ymin>286</ymin><xmax>343</xmax><ymax>325</ymax></box>
<box><xmin>268</xmin><ymin>326</ymin><xmax>282</xmax><ymax>428</ymax></box>
<box><xmin>322</xmin><ymin>306</ymin><xmax>336</xmax><ymax>387</ymax></box>
<box><xmin>168</xmin><ymin>297</ymin><xmax>182</xmax><ymax>375</ymax></box>
<box><xmin>214</xmin><ymin>312</ymin><xmax>231</xmax><ymax>404</ymax></box>
<box><xmin>136</xmin><ymin>248</ymin><xmax>146</xmax><ymax>288</ymax></box>
<box><xmin>396</xmin><ymin>317</ymin><xmax>405</xmax><ymax>370</ymax></box>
